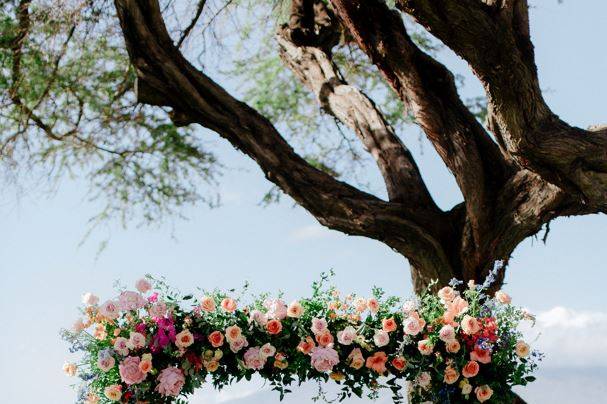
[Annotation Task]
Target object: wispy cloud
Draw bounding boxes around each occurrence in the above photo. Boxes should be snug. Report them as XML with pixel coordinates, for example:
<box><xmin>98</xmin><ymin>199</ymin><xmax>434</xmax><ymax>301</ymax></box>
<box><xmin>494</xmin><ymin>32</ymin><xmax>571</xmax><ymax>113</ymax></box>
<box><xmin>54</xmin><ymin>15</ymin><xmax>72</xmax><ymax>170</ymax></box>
<box><xmin>522</xmin><ymin>306</ymin><xmax>607</xmax><ymax>367</ymax></box>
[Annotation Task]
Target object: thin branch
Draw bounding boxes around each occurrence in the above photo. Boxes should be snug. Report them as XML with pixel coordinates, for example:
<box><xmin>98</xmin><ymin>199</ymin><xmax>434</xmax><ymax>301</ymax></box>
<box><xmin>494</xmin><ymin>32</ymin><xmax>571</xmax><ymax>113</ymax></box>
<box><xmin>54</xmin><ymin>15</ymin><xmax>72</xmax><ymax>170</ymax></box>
<box><xmin>176</xmin><ymin>0</ymin><xmax>206</xmax><ymax>48</ymax></box>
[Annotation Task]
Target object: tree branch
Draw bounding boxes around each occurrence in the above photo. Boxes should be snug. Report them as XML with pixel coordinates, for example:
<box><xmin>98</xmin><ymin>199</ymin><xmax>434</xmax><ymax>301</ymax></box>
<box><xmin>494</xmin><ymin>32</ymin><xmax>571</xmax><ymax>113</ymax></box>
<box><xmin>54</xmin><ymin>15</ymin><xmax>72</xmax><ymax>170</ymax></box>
<box><xmin>276</xmin><ymin>28</ymin><xmax>437</xmax><ymax>207</ymax></box>
<box><xmin>329</xmin><ymin>0</ymin><xmax>512</xmax><ymax>259</ymax></box>
<box><xmin>397</xmin><ymin>0</ymin><xmax>607</xmax><ymax>213</ymax></box>
<box><xmin>113</xmin><ymin>0</ymin><xmax>456</xmax><ymax>282</ymax></box>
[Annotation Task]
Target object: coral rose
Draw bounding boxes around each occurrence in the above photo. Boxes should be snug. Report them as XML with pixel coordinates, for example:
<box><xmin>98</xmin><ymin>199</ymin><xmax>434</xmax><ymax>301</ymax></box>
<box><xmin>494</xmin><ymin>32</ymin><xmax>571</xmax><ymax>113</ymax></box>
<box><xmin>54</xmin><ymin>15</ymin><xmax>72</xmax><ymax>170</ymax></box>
<box><xmin>470</xmin><ymin>348</ymin><xmax>492</xmax><ymax>364</ymax></box>
<box><xmin>208</xmin><ymin>331</ymin><xmax>224</xmax><ymax>348</ymax></box>
<box><xmin>297</xmin><ymin>337</ymin><xmax>315</xmax><ymax>355</ymax></box>
<box><xmin>382</xmin><ymin>317</ymin><xmax>397</xmax><ymax>333</ymax></box>
<box><xmin>417</xmin><ymin>339</ymin><xmax>434</xmax><ymax>355</ymax></box>
<box><xmin>220</xmin><ymin>298</ymin><xmax>237</xmax><ymax>313</ymax></box>
<box><xmin>347</xmin><ymin>348</ymin><xmax>364</xmax><ymax>370</ymax></box>
<box><xmin>315</xmin><ymin>330</ymin><xmax>334</xmax><ymax>347</ymax></box>
<box><xmin>366</xmin><ymin>351</ymin><xmax>388</xmax><ymax>374</ymax></box>
<box><xmin>391</xmin><ymin>356</ymin><xmax>406</xmax><ymax>371</ymax></box>
<box><xmin>446</xmin><ymin>339</ymin><xmax>461</xmax><ymax>354</ymax></box>
<box><xmin>462</xmin><ymin>360</ymin><xmax>480</xmax><ymax>378</ymax></box>
<box><xmin>266</xmin><ymin>319</ymin><xmax>283</xmax><ymax>335</ymax></box>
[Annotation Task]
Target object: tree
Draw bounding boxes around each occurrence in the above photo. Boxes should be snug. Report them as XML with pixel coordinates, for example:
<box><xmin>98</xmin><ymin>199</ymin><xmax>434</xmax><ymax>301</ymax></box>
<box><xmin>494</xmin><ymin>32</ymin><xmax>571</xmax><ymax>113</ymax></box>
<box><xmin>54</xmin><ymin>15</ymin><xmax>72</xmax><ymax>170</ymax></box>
<box><xmin>2</xmin><ymin>0</ymin><xmax>605</xmax><ymax>297</ymax></box>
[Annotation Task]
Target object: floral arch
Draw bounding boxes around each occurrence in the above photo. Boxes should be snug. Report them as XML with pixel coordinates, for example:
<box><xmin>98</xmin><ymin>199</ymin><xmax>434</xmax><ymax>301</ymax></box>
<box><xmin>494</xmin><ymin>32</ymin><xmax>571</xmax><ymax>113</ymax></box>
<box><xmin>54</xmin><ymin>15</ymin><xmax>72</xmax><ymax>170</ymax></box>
<box><xmin>63</xmin><ymin>267</ymin><xmax>540</xmax><ymax>403</ymax></box>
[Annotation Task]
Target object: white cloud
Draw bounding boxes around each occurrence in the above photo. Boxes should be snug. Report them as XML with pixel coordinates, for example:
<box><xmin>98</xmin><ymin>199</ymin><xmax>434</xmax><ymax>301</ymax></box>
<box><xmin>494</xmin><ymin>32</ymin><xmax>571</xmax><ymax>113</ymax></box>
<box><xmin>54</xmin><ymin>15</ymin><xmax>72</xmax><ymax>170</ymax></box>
<box><xmin>290</xmin><ymin>225</ymin><xmax>339</xmax><ymax>241</ymax></box>
<box><xmin>522</xmin><ymin>306</ymin><xmax>607</xmax><ymax>368</ymax></box>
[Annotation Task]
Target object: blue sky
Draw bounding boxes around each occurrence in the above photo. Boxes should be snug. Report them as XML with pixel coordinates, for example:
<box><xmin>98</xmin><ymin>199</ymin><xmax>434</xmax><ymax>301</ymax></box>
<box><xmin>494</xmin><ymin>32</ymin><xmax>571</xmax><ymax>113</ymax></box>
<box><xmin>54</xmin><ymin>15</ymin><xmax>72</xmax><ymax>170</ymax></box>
<box><xmin>1</xmin><ymin>0</ymin><xmax>607</xmax><ymax>403</ymax></box>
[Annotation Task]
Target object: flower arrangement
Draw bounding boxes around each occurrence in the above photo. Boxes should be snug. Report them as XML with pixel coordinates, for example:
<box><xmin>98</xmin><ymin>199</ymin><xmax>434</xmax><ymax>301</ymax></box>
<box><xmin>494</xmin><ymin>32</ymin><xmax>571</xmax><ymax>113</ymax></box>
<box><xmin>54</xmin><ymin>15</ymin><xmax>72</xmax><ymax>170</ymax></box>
<box><xmin>62</xmin><ymin>266</ymin><xmax>541</xmax><ymax>403</ymax></box>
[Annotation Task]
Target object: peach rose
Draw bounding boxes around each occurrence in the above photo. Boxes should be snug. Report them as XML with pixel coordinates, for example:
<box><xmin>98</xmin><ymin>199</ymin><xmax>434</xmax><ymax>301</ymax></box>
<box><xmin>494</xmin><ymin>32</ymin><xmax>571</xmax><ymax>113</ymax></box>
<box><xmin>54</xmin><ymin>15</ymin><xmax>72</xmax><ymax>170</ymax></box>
<box><xmin>461</xmin><ymin>315</ymin><xmax>481</xmax><ymax>335</ymax></box>
<box><xmin>470</xmin><ymin>347</ymin><xmax>492</xmax><ymax>364</ymax></box>
<box><xmin>175</xmin><ymin>329</ymin><xmax>194</xmax><ymax>349</ymax></box>
<box><xmin>63</xmin><ymin>362</ymin><xmax>77</xmax><ymax>376</ymax></box>
<box><xmin>221</xmin><ymin>298</ymin><xmax>237</xmax><ymax>313</ymax></box>
<box><xmin>200</xmin><ymin>296</ymin><xmax>216</xmax><ymax>312</ymax></box>
<box><xmin>260</xmin><ymin>343</ymin><xmax>276</xmax><ymax>359</ymax></box>
<box><xmin>287</xmin><ymin>300</ymin><xmax>304</xmax><ymax>318</ymax></box>
<box><xmin>104</xmin><ymin>385</ymin><xmax>121</xmax><ymax>401</ymax></box>
<box><xmin>353</xmin><ymin>297</ymin><xmax>367</xmax><ymax>312</ymax></box>
<box><xmin>417</xmin><ymin>339</ymin><xmax>434</xmax><ymax>355</ymax></box>
<box><xmin>443</xmin><ymin>366</ymin><xmax>459</xmax><ymax>384</ymax></box>
<box><xmin>495</xmin><ymin>290</ymin><xmax>512</xmax><ymax>304</ymax></box>
<box><xmin>367</xmin><ymin>298</ymin><xmax>380</xmax><ymax>313</ymax></box>
<box><xmin>266</xmin><ymin>319</ymin><xmax>283</xmax><ymax>335</ymax></box>
<box><xmin>446</xmin><ymin>339</ymin><xmax>461</xmax><ymax>353</ymax></box>
<box><xmin>208</xmin><ymin>331</ymin><xmax>224</xmax><ymax>348</ymax></box>
<box><xmin>365</xmin><ymin>351</ymin><xmax>388</xmax><ymax>374</ymax></box>
<box><xmin>462</xmin><ymin>360</ymin><xmax>480</xmax><ymax>378</ymax></box>
<box><xmin>347</xmin><ymin>348</ymin><xmax>365</xmax><ymax>370</ymax></box>
<box><xmin>82</xmin><ymin>292</ymin><xmax>99</xmax><ymax>306</ymax></box>
<box><xmin>225</xmin><ymin>325</ymin><xmax>242</xmax><ymax>343</ymax></box>
<box><xmin>515</xmin><ymin>340</ymin><xmax>530</xmax><ymax>358</ymax></box>
<box><xmin>315</xmin><ymin>330</ymin><xmax>334</xmax><ymax>347</ymax></box>
<box><xmin>438</xmin><ymin>286</ymin><xmax>457</xmax><ymax>302</ymax></box>
<box><xmin>475</xmin><ymin>385</ymin><xmax>493</xmax><ymax>402</ymax></box>
<box><xmin>139</xmin><ymin>358</ymin><xmax>153</xmax><ymax>373</ymax></box>
<box><xmin>297</xmin><ymin>336</ymin><xmax>315</xmax><ymax>355</ymax></box>
<box><xmin>391</xmin><ymin>356</ymin><xmax>407</xmax><ymax>371</ymax></box>
<box><xmin>128</xmin><ymin>332</ymin><xmax>146</xmax><ymax>350</ymax></box>
<box><xmin>382</xmin><ymin>317</ymin><xmax>397</xmax><ymax>333</ymax></box>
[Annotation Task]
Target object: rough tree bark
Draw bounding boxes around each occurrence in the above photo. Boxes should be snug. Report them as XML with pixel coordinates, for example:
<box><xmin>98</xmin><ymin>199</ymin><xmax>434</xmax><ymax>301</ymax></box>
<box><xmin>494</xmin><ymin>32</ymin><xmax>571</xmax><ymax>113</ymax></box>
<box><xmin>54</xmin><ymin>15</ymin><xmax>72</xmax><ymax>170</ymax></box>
<box><xmin>112</xmin><ymin>0</ymin><xmax>604</xmax><ymax>302</ymax></box>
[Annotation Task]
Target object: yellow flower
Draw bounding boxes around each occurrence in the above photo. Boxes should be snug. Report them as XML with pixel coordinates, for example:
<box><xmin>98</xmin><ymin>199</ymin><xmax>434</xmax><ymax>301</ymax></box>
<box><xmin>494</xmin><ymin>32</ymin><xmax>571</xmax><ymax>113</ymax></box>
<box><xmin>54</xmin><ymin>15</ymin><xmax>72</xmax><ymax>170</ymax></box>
<box><xmin>330</xmin><ymin>371</ymin><xmax>345</xmax><ymax>381</ymax></box>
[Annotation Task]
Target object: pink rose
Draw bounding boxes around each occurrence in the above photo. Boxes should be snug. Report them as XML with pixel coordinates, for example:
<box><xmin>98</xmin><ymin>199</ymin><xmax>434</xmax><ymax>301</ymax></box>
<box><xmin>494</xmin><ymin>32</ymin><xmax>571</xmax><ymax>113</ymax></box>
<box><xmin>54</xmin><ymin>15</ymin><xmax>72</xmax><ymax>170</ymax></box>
<box><xmin>416</xmin><ymin>371</ymin><xmax>431</xmax><ymax>388</ymax></box>
<box><xmin>128</xmin><ymin>332</ymin><xmax>146</xmax><ymax>349</ymax></box>
<box><xmin>148</xmin><ymin>301</ymin><xmax>167</xmax><ymax>318</ymax></box>
<box><xmin>135</xmin><ymin>278</ymin><xmax>152</xmax><ymax>294</ymax></box>
<box><xmin>337</xmin><ymin>326</ymin><xmax>357</xmax><ymax>345</ymax></box>
<box><xmin>373</xmin><ymin>330</ymin><xmax>390</xmax><ymax>347</ymax></box>
<box><xmin>155</xmin><ymin>367</ymin><xmax>185</xmax><ymax>397</ymax></box>
<box><xmin>250</xmin><ymin>310</ymin><xmax>268</xmax><ymax>326</ymax></box>
<box><xmin>114</xmin><ymin>337</ymin><xmax>130</xmax><ymax>356</ymax></box>
<box><xmin>310</xmin><ymin>346</ymin><xmax>339</xmax><ymax>372</ymax></box>
<box><xmin>260</xmin><ymin>343</ymin><xmax>276</xmax><ymax>359</ymax></box>
<box><xmin>229</xmin><ymin>335</ymin><xmax>248</xmax><ymax>353</ymax></box>
<box><xmin>438</xmin><ymin>325</ymin><xmax>456</xmax><ymax>342</ymax></box>
<box><xmin>264</xmin><ymin>299</ymin><xmax>287</xmax><ymax>320</ymax></box>
<box><xmin>99</xmin><ymin>300</ymin><xmax>120</xmax><ymax>320</ymax></box>
<box><xmin>403</xmin><ymin>312</ymin><xmax>425</xmax><ymax>336</ymax></box>
<box><xmin>311</xmin><ymin>318</ymin><xmax>328</xmax><ymax>335</ymax></box>
<box><xmin>98</xmin><ymin>355</ymin><xmax>115</xmax><ymax>372</ymax></box>
<box><xmin>118</xmin><ymin>291</ymin><xmax>147</xmax><ymax>311</ymax></box>
<box><xmin>243</xmin><ymin>347</ymin><xmax>266</xmax><ymax>370</ymax></box>
<box><xmin>119</xmin><ymin>356</ymin><xmax>146</xmax><ymax>385</ymax></box>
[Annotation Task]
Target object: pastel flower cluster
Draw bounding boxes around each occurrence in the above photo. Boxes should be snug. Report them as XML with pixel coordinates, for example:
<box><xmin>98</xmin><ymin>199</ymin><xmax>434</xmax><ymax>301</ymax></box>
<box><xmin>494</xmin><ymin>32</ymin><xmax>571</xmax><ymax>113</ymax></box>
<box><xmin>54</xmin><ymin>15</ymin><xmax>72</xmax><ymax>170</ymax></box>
<box><xmin>62</xmin><ymin>271</ymin><xmax>541</xmax><ymax>403</ymax></box>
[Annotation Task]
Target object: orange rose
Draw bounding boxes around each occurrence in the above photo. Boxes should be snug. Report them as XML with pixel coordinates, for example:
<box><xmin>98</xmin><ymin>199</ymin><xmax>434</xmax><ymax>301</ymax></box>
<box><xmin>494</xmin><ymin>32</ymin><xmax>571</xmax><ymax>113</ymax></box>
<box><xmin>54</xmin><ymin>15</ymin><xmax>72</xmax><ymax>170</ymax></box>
<box><xmin>297</xmin><ymin>337</ymin><xmax>315</xmax><ymax>355</ymax></box>
<box><xmin>391</xmin><ymin>356</ymin><xmax>406</xmax><ymax>371</ymax></box>
<box><xmin>208</xmin><ymin>331</ymin><xmax>224</xmax><ymax>348</ymax></box>
<box><xmin>446</xmin><ymin>339</ymin><xmax>461</xmax><ymax>353</ymax></box>
<box><xmin>382</xmin><ymin>317</ymin><xmax>397</xmax><ymax>333</ymax></box>
<box><xmin>462</xmin><ymin>360</ymin><xmax>480</xmax><ymax>378</ymax></box>
<box><xmin>266</xmin><ymin>319</ymin><xmax>283</xmax><ymax>335</ymax></box>
<box><xmin>315</xmin><ymin>330</ymin><xmax>334</xmax><ymax>347</ymax></box>
<box><xmin>220</xmin><ymin>298</ymin><xmax>237</xmax><ymax>313</ymax></box>
<box><xmin>365</xmin><ymin>351</ymin><xmax>388</xmax><ymax>374</ymax></box>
